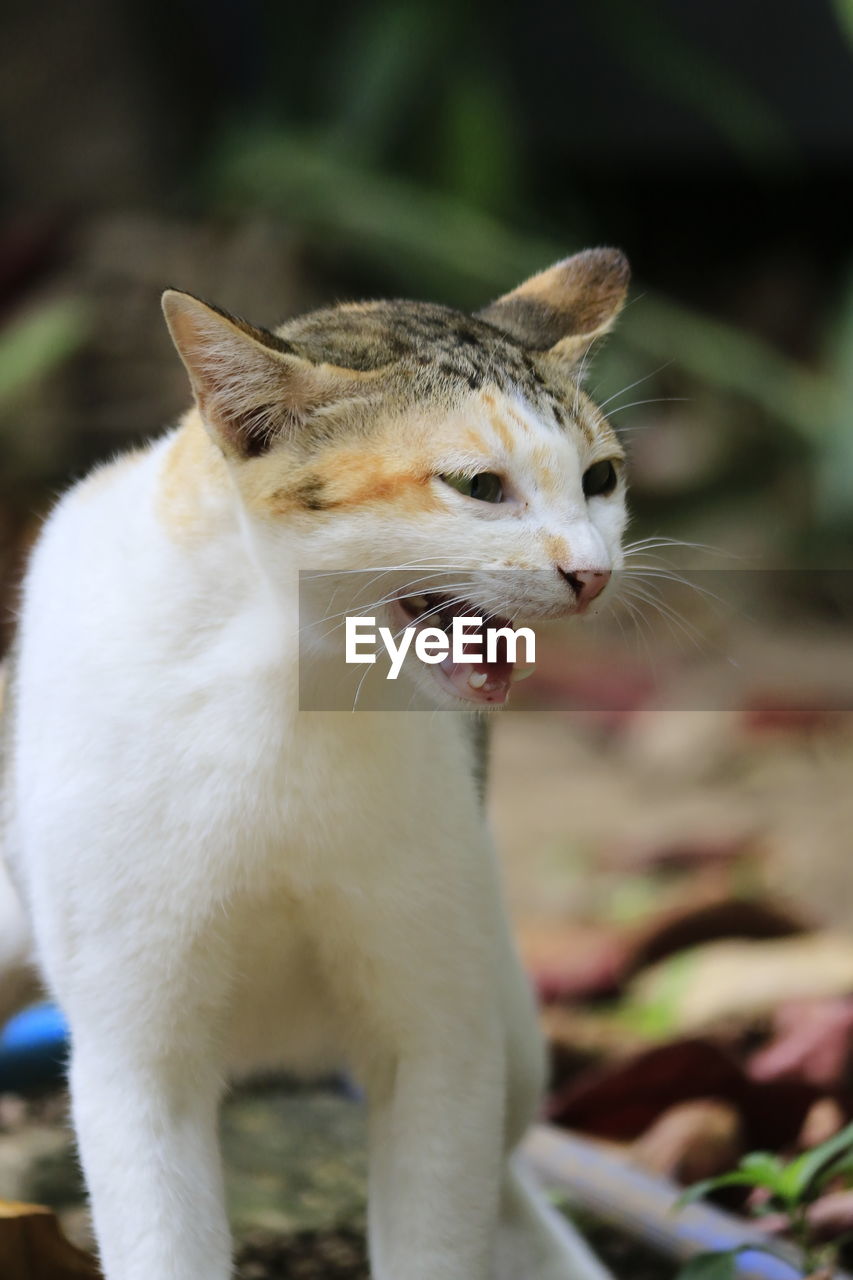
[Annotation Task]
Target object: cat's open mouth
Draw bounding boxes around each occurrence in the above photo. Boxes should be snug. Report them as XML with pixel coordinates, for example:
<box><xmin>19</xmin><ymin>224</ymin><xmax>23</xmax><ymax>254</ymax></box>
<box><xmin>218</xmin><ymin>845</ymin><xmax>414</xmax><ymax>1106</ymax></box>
<box><xmin>392</xmin><ymin>593</ymin><xmax>534</xmax><ymax>706</ymax></box>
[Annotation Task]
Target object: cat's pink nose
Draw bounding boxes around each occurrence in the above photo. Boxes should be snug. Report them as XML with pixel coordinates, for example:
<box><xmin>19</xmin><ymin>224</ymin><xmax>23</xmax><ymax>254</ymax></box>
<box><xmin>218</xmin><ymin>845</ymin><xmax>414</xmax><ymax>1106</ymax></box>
<box><xmin>558</xmin><ymin>568</ymin><xmax>611</xmax><ymax>610</ymax></box>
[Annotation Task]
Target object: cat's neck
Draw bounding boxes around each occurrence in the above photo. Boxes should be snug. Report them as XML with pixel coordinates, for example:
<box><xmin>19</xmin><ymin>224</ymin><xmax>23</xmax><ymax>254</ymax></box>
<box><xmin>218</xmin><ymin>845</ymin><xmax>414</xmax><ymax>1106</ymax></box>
<box><xmin>155</xmin><ymin>409</ymin><xmax>238</xmax><ymax>540</ymax></box>
<box><xmin>151</xmin><ymin>412</ymin><xmax>426</xmax><ymax>712</ymax></box>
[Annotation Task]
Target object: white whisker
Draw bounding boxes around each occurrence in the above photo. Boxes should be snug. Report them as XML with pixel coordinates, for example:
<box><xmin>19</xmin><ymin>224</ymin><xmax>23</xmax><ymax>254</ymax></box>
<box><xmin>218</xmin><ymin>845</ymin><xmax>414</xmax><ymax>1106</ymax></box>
<box><xmin>595</xmin><ymin>362</ymin><xmax>675</xmax><ymax>413</ymax></box>
<box><xmin>607</xmin><ymin>396</ymin><xmax>689</xmax><ymax>416</ymax></box>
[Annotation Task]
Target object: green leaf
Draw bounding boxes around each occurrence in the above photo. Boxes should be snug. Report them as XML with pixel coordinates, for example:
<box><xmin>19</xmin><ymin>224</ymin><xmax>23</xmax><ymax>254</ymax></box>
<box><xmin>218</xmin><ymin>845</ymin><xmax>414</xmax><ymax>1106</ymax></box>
<box><xmin>816</xmin><ymin>268</ymin><xmax>853</xmax><ymax>525</ymax></box>
<box><xmin>777</xmin><ymin>1121</ymin><xmax>853</xmax><ymax>1204</ymax></box>
<box><xmin>817</xmin><ymin>1149</ymin><xmax>853</xmax><ymax>1187</ymax></box>
<box><xmin>677</xmin><ymin>1151</ymin><xmax>790</xmax><ymax>1210</ymax></box>
<box><xmin>676</xmin><ymin>1250</ymin><xmax>738</xmax><ymax>1280</ymax></box>
<box><xmin>739</xmin><ymin>1152</ymin><xmax>785</xmax><ymax>1182</ymax></box>
<box><xmin>676</xmin><ymin>1170</ymin><xmax>775</xmax><ymax>1208</ymax></box>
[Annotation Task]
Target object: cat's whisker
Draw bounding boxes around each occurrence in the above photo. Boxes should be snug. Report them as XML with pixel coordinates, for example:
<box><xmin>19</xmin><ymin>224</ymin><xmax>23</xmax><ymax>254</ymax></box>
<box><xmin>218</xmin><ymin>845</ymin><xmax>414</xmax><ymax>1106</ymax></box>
<box><xmin>608</xmin><ymin>599</ymin><xmax>633</xmax><ymax>660</ymax></box>
<box><xmin>350</xmin><ymin>656</ymin><xmax>378</xmax><ymax>714</ymax></box>
<box><xmin>622</xmin><ymin>534</ymin><xmax>731</xmax><ymax>557</ymax></box>
<box><xmin>607</xmin><ymin>396</ymin><xmax>689</xmax><ymax>416</ymax></box>
<box><xmin>572</xmin><ymin>338</ymin><xmax>598</xmax><ymax>418</ymax></box>
<box><xmin>301</xmin><ymin>572</ymin><xmax>477</xmax><ymax>631</ymax></box>
<box><xmin>621</xmin><ymin>565</ymin><xmax>730</xmax><ymax>610</ymax></box>
<box><xmin>311</xmin><ymin>563</ymin><xmax>469</xmax><ymax>611</ymax></box>
<box><xmin>300</xmin><ymin>562</ymin><xmax>480</xmax><ymax>632</ymax></box>
<box><xmin>304</xmin><ymin>580</ymin><xmax>476</xmax><ymax>647</ymax></box>
<box><xmin>350</xmin><ymin>591</ymin><xmax>478</xmax><ymax>712</ymax></box>
<box><xmin>302</xmin><ymin>558</ymin><xmax>480</xmax><ymax>579</ymax></box>
<box><xmin>618</xmin><ymin>581</ymin><xmax>707</xmax><ymax>653</ymax></box>
<box><xmin>385</xmin><ymin>593</ymin><xmax>479</xmax><ymax>645</ymax></box>
<box><xmin>615</xmin><ymin>592</ymin><xmax>659</xmax><ymax>674</ymax></box>
<box><xmin>595</xmin><ymin>361</ymin><xmax>674</xmax><ymax>413</ymax></box>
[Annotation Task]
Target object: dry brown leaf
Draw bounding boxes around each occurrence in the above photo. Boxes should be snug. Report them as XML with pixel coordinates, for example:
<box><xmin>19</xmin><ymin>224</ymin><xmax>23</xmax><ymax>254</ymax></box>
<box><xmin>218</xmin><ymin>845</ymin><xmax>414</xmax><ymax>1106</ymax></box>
<box><xmin>0</xmin><ymin>1200</ymin><xmax>101</xmax><ymax>1278</ymax></box>
<box><xmin>748</xmin><ymin>997</ymin><xmax>853</xmax><ymax>1089</ymax></box>
<box><xmin>548</xmin><ymin>1037</ymin><xmax>820</xmax><ymax>1150</ymax></box>
<box><xmin>629</xmin><ymin>933</ymin><xmax>853</xmax><ymax>1033</ymax></box>
<box><xmin>627</xmin><ymin>895</ymin><xmax>808</xmax><ymax>977</ymax></box>
<box><xmin>631</xmin><ymin>1098</ymin><xmax>743</xmax><ymax>1184</ymax></box>
<box><xmin>798</xmin><ymin>1097</ymin><xmax>847</xmax><ymax>1150</ymax></box>
<box><xmin>520</xmin><ymin>893</ymin><xmax>807</xmax><ymax>1005</ymax></box>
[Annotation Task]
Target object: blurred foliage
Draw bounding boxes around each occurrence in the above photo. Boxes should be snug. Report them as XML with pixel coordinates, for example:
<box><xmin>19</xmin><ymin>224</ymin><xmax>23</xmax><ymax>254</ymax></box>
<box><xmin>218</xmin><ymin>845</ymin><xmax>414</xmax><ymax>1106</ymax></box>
<box><xmin>818</xmin><ymin>272</ymin><xmax>853</xmax><ymax>525</ymax></box>
<box><xmin>0</xmin><ymin>299</ymin><xmax>90</xmax><ymax>409</ymax></box>
<box><xmin>2</xmin><ymin>0</ymin><xmax>852</xmax><ymax>543</ymax></box>
<box><xmin>578</xmin><ymin>0</ymin><xmax>795</xmax><ymax>168</ymax></box>
<box><xmin>209</xmin><ymin>125</ymin><xmax>838</xmax><ymax>447</ymax></box>
<box><xmin>195</xmin><ymin>0</ymin><xmax>853</xmax><ymax>539</ymax></box>
<box><xmin>832</xmin><ymin>0</ymin><xmax>853</xmax><ymax>48</ymax></box>
<box><xmin>677</xmin><ymin>1123</ymin><xmax>853</xmax><ymax>1277</ymax></box>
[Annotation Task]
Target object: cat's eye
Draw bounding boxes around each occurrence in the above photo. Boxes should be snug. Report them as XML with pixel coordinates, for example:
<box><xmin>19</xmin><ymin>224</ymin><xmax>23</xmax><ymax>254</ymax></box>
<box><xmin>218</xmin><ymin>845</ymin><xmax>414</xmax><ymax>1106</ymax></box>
<box><xmin>582</xmin><ymin>459</ymin><xmax>618</xmax><ymax>498</ymax></box>
<box><xmin>441</xmin><ymin>472</ymin><xmax>504</xmax><ymax>504</ymax></box>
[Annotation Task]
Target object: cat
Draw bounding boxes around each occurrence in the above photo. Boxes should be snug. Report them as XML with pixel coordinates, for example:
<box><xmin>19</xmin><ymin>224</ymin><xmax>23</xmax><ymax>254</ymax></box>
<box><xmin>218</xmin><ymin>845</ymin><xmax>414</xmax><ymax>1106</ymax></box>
<box><xmin>0</xmin><ymin>247</ymin><xmax>629</xmax><ymax>1280</ymax></box>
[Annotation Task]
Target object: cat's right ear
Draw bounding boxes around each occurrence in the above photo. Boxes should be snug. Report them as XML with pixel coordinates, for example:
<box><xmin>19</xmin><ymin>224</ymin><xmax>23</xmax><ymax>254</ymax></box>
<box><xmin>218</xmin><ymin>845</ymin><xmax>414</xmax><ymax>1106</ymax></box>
<box><xmin>477</xmin><ymin>248</ymin><xmax>630</xmax><ymax>372</ymax></box>
<box><xmin>162</xmin><ymin>291</ymin><xmax>365</xmax><ymax>459</ymax></box>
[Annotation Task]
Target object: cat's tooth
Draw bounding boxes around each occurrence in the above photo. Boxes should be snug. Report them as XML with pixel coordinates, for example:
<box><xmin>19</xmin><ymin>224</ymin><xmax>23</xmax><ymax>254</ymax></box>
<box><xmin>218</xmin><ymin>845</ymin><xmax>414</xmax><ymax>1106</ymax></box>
<box><xmin>408</xmin><ymin>595</ymin><xmax>429</xmax><ymax>612</ymax></box>
<box><xmin>468</xmin><ymin>671</ymin><xmax>488</xmax><ymax>690</ymax></box>
<box><xmin>510</xmin><ymin>666</ymin><xmax>535</xmax><ymax>683</ymax></box>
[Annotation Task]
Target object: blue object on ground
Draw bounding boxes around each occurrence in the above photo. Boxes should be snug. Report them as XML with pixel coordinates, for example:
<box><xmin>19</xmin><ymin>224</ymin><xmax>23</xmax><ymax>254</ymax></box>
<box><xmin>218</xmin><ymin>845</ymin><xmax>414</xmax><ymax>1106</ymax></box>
<box><xmin>0</xmin><ymin>1002</ymin><xmax>69</xmax><ymax>1092</ymax></box>
<box><xmin>525</xmin><ymin>1124</ymin><xmax>851</xmax><ymax>1280</ymax></box>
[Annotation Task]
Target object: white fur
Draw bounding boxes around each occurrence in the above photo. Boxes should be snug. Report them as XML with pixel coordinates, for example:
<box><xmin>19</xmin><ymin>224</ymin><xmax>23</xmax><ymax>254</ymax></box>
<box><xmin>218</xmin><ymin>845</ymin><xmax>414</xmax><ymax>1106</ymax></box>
<box><xmin>0</xmin><ymin>383</ymin><xmax>622</xmax><ymax>1279</ymax></box>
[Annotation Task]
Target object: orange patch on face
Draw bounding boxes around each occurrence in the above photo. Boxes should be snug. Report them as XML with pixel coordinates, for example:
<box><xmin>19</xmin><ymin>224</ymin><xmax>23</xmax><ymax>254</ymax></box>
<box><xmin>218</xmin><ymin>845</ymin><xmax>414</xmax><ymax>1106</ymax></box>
<box><xmin>529</xmin><ymin>443</ymin><xmax>555</xmax><ymax>477</ymax></box>
<box><xmin>462</xmin><ymin>427</ymin><xmax>490</xmax><ymax>455</ymax></box>
<box><xmin>487</xmin><ymin>413</ymin><xmax>515</xmax><ymax>453</ymax></box>
<box><xmin>264</xmin><ymin>443</ymin><xmax>442</xmax><ymax>516</ymax></box>
<box><xmin>334</xmin><ymin>466</ymin><xmax>439</xmax><ymax>512</ymax></box>
<box><xmin>502</xmin><ymin>404</ymin><xmax>533</xmax><ymax>432</ymax></box>
<box><xmin>541</xmin><ymin>532</ymin><xmax>570</xmax><ymax>566</ymax></box>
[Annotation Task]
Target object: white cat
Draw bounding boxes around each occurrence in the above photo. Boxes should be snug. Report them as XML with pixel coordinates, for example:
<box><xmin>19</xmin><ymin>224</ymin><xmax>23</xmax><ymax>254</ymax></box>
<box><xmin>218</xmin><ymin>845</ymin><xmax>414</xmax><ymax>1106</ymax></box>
<box><xmin>0</xmin><ymin>248</ymin><xmax>629</xmax><ymax>1280</ymax></box>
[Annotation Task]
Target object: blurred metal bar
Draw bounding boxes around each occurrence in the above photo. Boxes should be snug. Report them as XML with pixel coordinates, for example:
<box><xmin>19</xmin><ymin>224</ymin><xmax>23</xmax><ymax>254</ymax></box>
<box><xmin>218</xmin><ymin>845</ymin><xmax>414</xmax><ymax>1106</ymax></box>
<box><xmin>524</xmin><ymin>1124</ymin><xmax>851</xmax><ymax>1280</ymax></box>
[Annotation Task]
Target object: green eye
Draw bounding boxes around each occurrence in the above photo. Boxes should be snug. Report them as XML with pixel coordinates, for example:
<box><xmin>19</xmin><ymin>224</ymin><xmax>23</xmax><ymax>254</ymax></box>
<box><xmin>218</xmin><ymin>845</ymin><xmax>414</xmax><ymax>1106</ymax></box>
<box><xmin>441</xmin><ymin>472</ymin><xmax>504</xmax><ymax>503</ymax></box>
<box><xmin>582</xmin><ymin>459</ymin><xmax>618</xmax><ymax>498</ymax></box>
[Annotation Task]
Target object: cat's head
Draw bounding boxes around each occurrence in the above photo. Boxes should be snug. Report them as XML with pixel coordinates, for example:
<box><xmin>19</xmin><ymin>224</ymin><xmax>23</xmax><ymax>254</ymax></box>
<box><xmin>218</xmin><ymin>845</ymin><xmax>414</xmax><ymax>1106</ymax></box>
<box><xmin>163</xmin><ymin>249</ymin><xmax>630</xmax><ymax>707</ymax></box>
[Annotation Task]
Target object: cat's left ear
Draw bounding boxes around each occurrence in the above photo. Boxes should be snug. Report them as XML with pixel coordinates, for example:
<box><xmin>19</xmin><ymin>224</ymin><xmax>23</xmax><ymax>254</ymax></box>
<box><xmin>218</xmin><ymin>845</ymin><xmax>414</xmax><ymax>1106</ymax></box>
<box><xmin>477</xmin><ymin>247</ymin><xmax>629</xmax><ymax>370</ymax></box>
<box><xmin>162</xmin><ymin>290</ymin><xmax>376</xmax><ymax>459</ymax></box>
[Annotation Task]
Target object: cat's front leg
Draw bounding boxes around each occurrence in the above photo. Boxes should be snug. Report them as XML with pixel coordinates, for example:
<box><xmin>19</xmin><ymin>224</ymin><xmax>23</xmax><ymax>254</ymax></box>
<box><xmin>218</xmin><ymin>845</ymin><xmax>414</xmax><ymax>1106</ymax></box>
<box><xmin>324</xmin><ymin>843</ymin><xmax>508</xmax><ymax>1280</ymax></box>
<box><xmin>70</xmin><ymin>1034</ymin><xmax>231</xmax><ymax>1280</ymax></box>
<box><xmin>495</xmin><ymin>921</ymin><xmax>613</xmax><ymax>1279</ymax></box>
<box><xmin>47</xmin><ymin>926</ymin><xmax>234</xmax><ymax>1280</ymax></box>
<box><xmin>365</xmin><ymin>1006</ymin><xmax>506</xmax><ymax>1280</ymax></box>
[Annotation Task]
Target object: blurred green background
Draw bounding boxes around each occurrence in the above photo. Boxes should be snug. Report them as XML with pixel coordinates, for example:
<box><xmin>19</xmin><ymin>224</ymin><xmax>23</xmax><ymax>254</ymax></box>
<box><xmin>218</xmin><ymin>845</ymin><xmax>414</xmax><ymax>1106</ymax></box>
<box><xmin>1</xmin><ymin>0</ymin><xmax>852</xmax><ymax>640</ymax></box>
